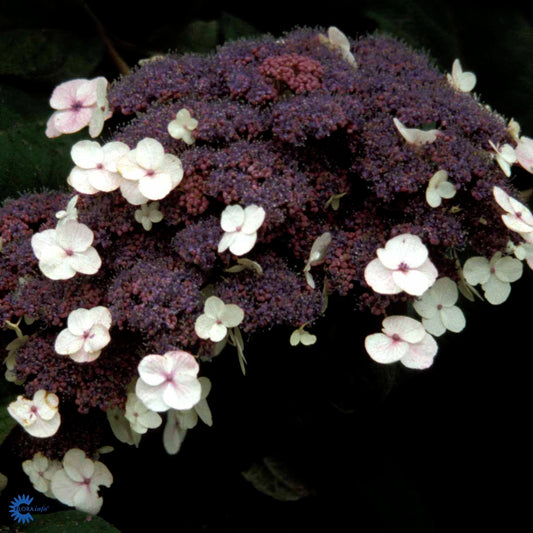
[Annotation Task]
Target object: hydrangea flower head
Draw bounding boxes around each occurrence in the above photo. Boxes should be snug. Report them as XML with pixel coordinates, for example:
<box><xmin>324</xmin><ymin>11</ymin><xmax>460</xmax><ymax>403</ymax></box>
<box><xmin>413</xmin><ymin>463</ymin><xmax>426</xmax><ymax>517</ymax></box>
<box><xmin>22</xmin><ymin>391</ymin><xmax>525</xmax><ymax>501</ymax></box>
<box><xmin>8</xmin><ymin>390</ymin><xmax>61</xmax><ymax>438</ymax></box>
<box><xmin>54</xmin><ymin>306</ymin><xmax>112</xmax><ymax>363</ymax></box>
<box><xmin>46</xmin><ymin>77</ymin><xmax>111</xmax><ymax>138</ymax></box>
<box><xmin>50</xmin><ymin>448</ymin><xmax>113</xmax><ymax>515</ymax></box>
<box><xmin>364</xmin><ymin>233</ymin><xmax>438</xmax><ymax>296</ymax></box>
<box><xmin>365</xmin><ymin>315</ymin><xmax>438</xmax><ymax>369</ymax></box>
<box><xmin>31</xmin><ymin>219</ymin><xmax>101</xmax><ymax>280</ymax></box>
<box><xmin>218</xmin><ymin>204</ymin><xmax>265</xmax><ymax>256</ymax></box>
<box><xmin>135</xmin><ymin>350</ymin><xmax>202</xmax><ymax>412</ymax></box>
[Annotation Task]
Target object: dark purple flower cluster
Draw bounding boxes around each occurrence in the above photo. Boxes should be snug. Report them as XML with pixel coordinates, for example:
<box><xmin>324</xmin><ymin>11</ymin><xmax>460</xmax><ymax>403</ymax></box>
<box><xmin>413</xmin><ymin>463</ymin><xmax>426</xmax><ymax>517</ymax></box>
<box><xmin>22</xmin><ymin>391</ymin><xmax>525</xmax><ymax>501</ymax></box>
<box><xmin>1</xmin><ymin>26</ymin><xmax>524</xmax><ymax>460</ymax></box>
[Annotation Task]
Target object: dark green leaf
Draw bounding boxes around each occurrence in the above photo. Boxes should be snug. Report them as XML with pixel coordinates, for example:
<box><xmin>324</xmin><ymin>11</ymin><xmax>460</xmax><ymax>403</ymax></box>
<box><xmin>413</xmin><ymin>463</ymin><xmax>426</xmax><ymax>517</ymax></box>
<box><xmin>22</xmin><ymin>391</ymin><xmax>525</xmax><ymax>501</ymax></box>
<box><xmin>24</xmin><ymin>510</ymin><xmax>120</xmax><ymax>532</ymax></box>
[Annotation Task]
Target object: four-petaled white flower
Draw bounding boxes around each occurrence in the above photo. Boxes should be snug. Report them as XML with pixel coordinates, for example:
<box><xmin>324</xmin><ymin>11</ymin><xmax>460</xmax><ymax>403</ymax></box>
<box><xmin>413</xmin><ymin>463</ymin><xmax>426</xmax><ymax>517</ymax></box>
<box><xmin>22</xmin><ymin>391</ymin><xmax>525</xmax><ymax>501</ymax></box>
<box><xmin>45</xmin><ymin>77</ymin><xmax>111</xmax><ymax>138</ymax></box>
<box><xmin>8</xmin><ymin>389</ymin><xmax>61</xmax><ymax>438</ymax></box>
<box><xmin>515</xmin><ymin>136</ymin><xmax>533</xmax><ymax>173</ymax></box>
<box><xmin>67</xmin><ymin>140</ymin><xmax>130</xmax><ymax>194</ymax></box>
<box><xmin>426</xmin><ymin>170</ymin><xmax>456</xmax><ymax>208</ymax></box>
<box><xmin>22</xmin><ymin>452</ymin><xmax>62</xmax><ymax>498</ymax></box>
<box><xmin>319</xmin><ymin>26</ymin><xmax>357</xmax><ymax>67</ymax></box>
<box><xmin>168</xmin><ymin>108</ymin><xmax>198</xmax><ymax>145</ymax></box>
<box><xmin>364</xmin><ymin>233</ymin><xmax>438</xmax><ymax>296</ymax></box>
<box><xmin>31</xmin><ymin>219</ymin><xmax>102</xmax><ymax>280</ymax></box>
<box><xmin>489</xmin><ymin>140</ymin><xmax>517</xmax><ymax>177</ymax></box>
<box><xmin>413</xmin><ymin>277</ymin><xmax>466</xmax><ymax>336</ymax></box>
<box><xmin>194</xmin><ymin>295</ymin><xmax>244</xmax><ymax>342</ymax></box>
<box><xmin>493</xmin><ymin>186</ymin><xmax>533</xmax><ymax>242</ymax></box>
<box><xmin>134</xmin><ymin>202</ymin><xmax>164</xmax><ymax>231</ymax></box>
<box><xmin>463</xmin><ymin>252</ymin><xmax>523</xmax><ymax>305</ymax></box>
<box><xmin>54</xmin><ymin>306</ymin><xmax>112</xmax><ymax>363</ymax></box>
<box><xmin>218</xmin><ymin>204</ymin><xmax>266</xmax><ymax>256</ymax></box>
<box><xmin>117</xmin><ymin>138</ymin><xmax>184</xmax><ymax>204</ymax></box>
<box><xmin>50</xmin><ymin>448</ymin><xmax>113</xmax><ymax>515</ymax></box>
<box><xmin>136</xmin><ymin>350</ymin><xmax>202</xmax><ymax>412</ymax></box>
<box><xmin>447</xmin><ymin>59</ymin><xmax>476</xmax><ymax>92</ymax></box>
<box><xmin>163</xmin><ymin>376</ymin><xmax>213</xmax><ymax>455</ymax></box>
<box><xmin>365</xmin><ymin>315</ymin><xmax>438</xmax><ymax>369</ymax></box>
<box><xmin>124</xmin><ymin>392</ymin><xmax>162</xmax><ymax>434</ymax></box>
<box><xmin>304</xmin><ymin>232</ymin><xmax>332</xmax><ymax>288</ymax></box>
<box><xmin>393</xmin><ymin>117</ymin><xmax>440</xmax><ymax>146</ymax></box>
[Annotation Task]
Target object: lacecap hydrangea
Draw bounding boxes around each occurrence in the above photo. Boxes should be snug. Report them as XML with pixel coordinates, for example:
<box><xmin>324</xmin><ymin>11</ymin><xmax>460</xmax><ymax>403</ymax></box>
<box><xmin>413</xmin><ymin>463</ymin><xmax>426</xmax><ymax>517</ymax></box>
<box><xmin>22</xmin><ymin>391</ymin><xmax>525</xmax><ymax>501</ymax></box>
<box><xmin>2</xmin><ymin>25</ymin><xmax>533</xmax><ymax>514</ymax></box>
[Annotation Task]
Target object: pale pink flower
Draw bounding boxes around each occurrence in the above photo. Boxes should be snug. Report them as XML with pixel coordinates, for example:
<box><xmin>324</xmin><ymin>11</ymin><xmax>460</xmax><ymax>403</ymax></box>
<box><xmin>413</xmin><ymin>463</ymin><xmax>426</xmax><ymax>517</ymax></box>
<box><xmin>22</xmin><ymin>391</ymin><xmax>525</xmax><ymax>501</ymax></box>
<box><xmin>31</xmin><ymin>219</ymin><xmax>101</xmax><ymax>280</ymax></box>
<box><xmin>8</xmin><ymin>390</ymin><xmax>61</xmax><ymax>438</ymax></box>
<box><xmin>22</xmin><ymin>452</ymin><xmax>61</xmax><ymax>497</ymax></box>
<box><xmin>116</xmin><ymin>138</ymin><xmax>183</xmax><ymax>204</ymax></box>
<box><xmin>67</xmin><ymin>140</ymin><xmax>130</xmax><ymax>194</ymax></box>
<box><xmin>364</xmin><ymin>315</ymin><xmax>438</xmax><ymax>369</ymax></box>
<box><xmin>426</xmin><ymin>170</ymin><xmax>456</xmax><ymax>208</ymax></box>
<box><xmin>364</xmin><ymin>233</ymin><xmax>438</xmax><ymax>296</ymax></box>
<box><xmin>167</xmin><ymin>108</ymin><xmax>198</xmax><ymax>145</ymax></box>
<box><xmin>218</xmin><ymin>204</ymin><xmax>266</xmax><ymax>256</ymax></box>
<box><xmin>45</xmin><ymin>77</ymin><xmax>111</xmax><ymax>138</ymax></box>
<box><xmin>489</xmin><ymin>140</ymin><xmax>517</xmax><ymax>177</ymax></box>
<box><xmin>50</xmin><ymin>448</ymin><xmax>113</xmax><ymax>515</ymax></box>
<box><xmin>515</xmin><ymin>136</ymin><xmax>533</xmax><ymax>173</ymax></box>
<box><xmin>135</xmin><ymin>350</ymin><xmax>202</xmax><ymax>412</ymax></box>
<box><xmin>493</xmin><ymin>186</ymin><xmax>533</xmax><ymax>242</ymax></box>
<box><xmin>194</xmin><ymin>296</ymin><xmax>244</xmax><ymax>342</ymax></box>
<box><xmin>54</xmin><ymin>306</ymin><xmax>112</xmax><ymax>363</ymax></box>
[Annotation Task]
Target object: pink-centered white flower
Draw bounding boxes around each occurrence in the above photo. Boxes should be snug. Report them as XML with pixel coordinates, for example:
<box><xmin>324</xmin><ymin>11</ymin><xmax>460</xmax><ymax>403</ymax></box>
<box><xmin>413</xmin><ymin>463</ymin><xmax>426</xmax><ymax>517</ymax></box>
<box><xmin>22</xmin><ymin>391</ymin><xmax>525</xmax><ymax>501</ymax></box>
<box><xmin>116</xmin><ymin>137</ymin><xmax>183</xmax><ymax>204</ymax></box>
<box><xmin>31</xmin><ymin>219</ymin><xmax>101</xmax><ymax>280</ymax></box>
<box><xmin>365</xmin><ymin>315</ymin><xmax>438</xmax><ymax>369</ymax></box>
<box><xmin>50</xmin><ymin>448</ymin><xmax>113</xmax><ymax>515</ymax></box>
<box><xmin>515</xmin><ymin>136</ymin><xmax>533</xmax><ymax>173</ymax></box>
<box><xmin>8</xmin><ymin>389</ymin><xmax>61</xmax><ymax>438</ymax></box>
<box><xmin>124</xmin><ymin>392</ymin><xmax>162</xmax><ymax>434</ymax></box>
<box><xmin>168</xmin><ymin>108</ymin><xmax>198</xmax><ymax>145</ymax></box>
<box><xmin>413</xmin><ymin>277</ymin><xmax>466</xmax><ymax>336</ymax></box>
<box><xmin>194</xmin><ymin>295</ymin><xmax>244</xmax><ymax>342</ymax></box>
<box><xmin>67</xmin><ymin>140</ymin><xmax>130</xmax><ymax>194</ymax></box>
<box><xmin>393</xmin><ymin>117</ymin><xmax>440</xmax><ymax>146</ymax></box>
<box><xmin>364</xmin><ymin>233</ymin><xmax>438</xmax><ymax>296</ymax></box>
<box><xmin>22</xmin><ymin>452</ymin><xmax>62</xmax><ymax>498</ymax></box>
<box><xmin>463</xmin><ymin>252</ymin><xmax>523</xmax><ymax>305</ymax></box>
<box><xmin>54</xmin><ymin>306</ymin><xmax>112</xmax><ymax>363</ymax></box>
<box><xmin>45</xmin><ymin>77</ymin><xmax>111</xmax><ymax>138</ymax></box>
<box><xmin>135</xmin><ymin>350</ymin><xmax>202</xmax><ymax>412</ymax></box>
<box><xmin>489</xmin><ymin>140</ymin><xmax>517</xmax><ymax>177</ymax></box>
<box><xmin>218</xmin><ymin>204</ymin><xmax>266</xmax><ymax>256</ymax></box>
<box><xmin>493</xmin><ymin>186</ymin><xmax>533</xmax><ymax>242</ymax></box>
<box><xmin>447</xmin><ymin>59</ymin><xmax>476</xmax><ymax>92</ymax></box>
<box><xmin>426</xmin><ymin>170</ymin><xmax>456</xmax><ymax>208</ymax></box>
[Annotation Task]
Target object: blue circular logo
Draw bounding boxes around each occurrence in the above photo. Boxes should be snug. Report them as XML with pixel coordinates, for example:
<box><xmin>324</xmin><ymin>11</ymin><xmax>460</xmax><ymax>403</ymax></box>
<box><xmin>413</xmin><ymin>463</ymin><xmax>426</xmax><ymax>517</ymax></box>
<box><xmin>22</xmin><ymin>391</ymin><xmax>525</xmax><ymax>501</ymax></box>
<box><xmin>9</xmin><ymin>494</ymin><xmax>34</xmax><ymax>524</ymax></box>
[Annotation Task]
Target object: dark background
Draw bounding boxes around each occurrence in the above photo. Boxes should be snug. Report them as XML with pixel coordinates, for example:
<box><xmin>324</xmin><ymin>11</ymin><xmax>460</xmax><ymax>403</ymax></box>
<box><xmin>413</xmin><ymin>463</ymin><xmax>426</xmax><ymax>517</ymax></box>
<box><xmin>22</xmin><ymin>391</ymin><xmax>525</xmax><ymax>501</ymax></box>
<box><xmin>1</xmin><ymin>1</ymin><xmax>532</xmax><ymax>531</ymax></box>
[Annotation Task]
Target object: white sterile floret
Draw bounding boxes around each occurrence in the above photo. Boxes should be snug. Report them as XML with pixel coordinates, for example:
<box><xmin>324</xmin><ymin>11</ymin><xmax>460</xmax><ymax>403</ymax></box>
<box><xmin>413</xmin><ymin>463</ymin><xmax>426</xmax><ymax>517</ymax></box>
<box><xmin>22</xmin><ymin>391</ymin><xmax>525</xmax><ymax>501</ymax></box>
<box><xmin>134</xmin><ymin>202</ymin><xmax>164</xmax><ymax>231</ymax></box>
<box><xmin>106</xmin><ymin>407</ymin><xmax>141</xmax><ymax>447</ymax></box>
<box><xmin>463</xmin><ymin>252</ymin><xmax>523</xmax><ymax>305</ymax></box>
<box><xmin>515</xmin><ymin>136</ymin><xmax>533</xmax><ymax>173</ymax></box>
<box><xmin>136</xmin><ymin>350</ymin><xmax>202</xmax><ymax>412</ymax></box>
<box><xmin>493</xmin><ymin>186</ymin><xmax>533</xmax><ymax>242</ymax></box>
<box><xmin>163</xmin><ymin>376</ymin><xmax>213</xmax><ymax>455</ymax></box>
<box><xmin>124</xmin><ymin>392</ymin><xmax>162</xmax><ymax>434</ymax></box>
<box><xmin>289</xmin><ymin>326</ymin><xmax>317</xmax><ymax>346</ymax></box>
<box><xmin>89</xmin><ymin>77</ymin><xmax>112</xmax><ymax>138</ymax></box>
<box><xmin>8</xmin><ymin>390</ymin><xmax>61</xmax><ymax>438</ymax></box>
<box><xmin>54</xmin><ymin>306</ymin><xmax>112</xmax><ymax>363</ymax></box>
<box><xmin>393</xmin><ymin>117</ymin><xmax>440</xmax><ymax>146</ymax></box>
<box><xmin>55</xmin><ymin>195</ymin><xmax>79</xmax><ymax>224</ymax></box>
<box><xmin>167</xmin><ymin>108</ymin><xmax>198</xmax><ymax>145</ymax></box>
<box><xmin>364</xmin><ymin>233</ymin><xmax>438</xmax><ymax>296</ymax></box>
<box><xmin>426</xmin><ymin>170</ymin><xmax>456</xmax><ymax>208</ymax></box>
<box><xmin>489</xmin><ymin>140</ymin><xmax>517</xmax><ymax>177</ymax></box>
<box><xmin>364</xmin><ymin>315</ymin><xmax>438</xmax><ymax>369</ymax></box>
<box><xmin>116</xmin><ymin>137</ymin><xmax>184</xmax><ymax>204</ymax></box>
<box><xmin>31</xmin><ymin>219</ymin><xmax>101</xmax><ymax>280</ymax></box>
<box><xmin>194</xmin><ymin>295</ymin><xmax>244</xmax><ymax>343</ymax></box>
<box><xmin>413</xmin><ymin>277</ymin><xmax>466</xmax><ymax>336</ymax></box>
<box><xmin>304</xmin><ymin>232</ymin><xmax>331</xmax><ymax>288</ymax></box>
<box><xmin>507</xmin><ymin>240</ymin><xmax>533</xmax><ymax>270</ymax></box>
<box><xmin>447</xmin><ymin>59</ymin><xmax>476</xmax><ymax>92</ymax></box>
<box><xmin>22</xmin><ymin>452</ymin><xmax>62</xmax><ymax>498</ymax></box>
<box><xmin>68</xmin><ymin>140</ymin><xmax>130</xmax><ymax>194</ymax></box>
<box><xmin>50</xmin><ymin>448</ymin><xmax>113</xmax><ymax>515</ymax></box>
<box><xmin>319</xmin><ymin>26</ymin><xmax>357</xmax><ymax>67</ymax></box>
<box><xmin>218</xmin><ymin>204</ymin><xmax>266</xmax><ymax>256</ymax></box>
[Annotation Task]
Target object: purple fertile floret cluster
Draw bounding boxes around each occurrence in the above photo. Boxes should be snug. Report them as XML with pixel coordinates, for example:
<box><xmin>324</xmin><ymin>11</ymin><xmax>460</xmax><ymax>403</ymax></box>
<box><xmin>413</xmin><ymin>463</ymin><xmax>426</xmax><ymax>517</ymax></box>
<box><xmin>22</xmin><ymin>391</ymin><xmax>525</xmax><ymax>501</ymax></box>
<box><xmin>0</xmin><ymin>26</ymin><xmax>520</xmax><ymax>457</ymax></box>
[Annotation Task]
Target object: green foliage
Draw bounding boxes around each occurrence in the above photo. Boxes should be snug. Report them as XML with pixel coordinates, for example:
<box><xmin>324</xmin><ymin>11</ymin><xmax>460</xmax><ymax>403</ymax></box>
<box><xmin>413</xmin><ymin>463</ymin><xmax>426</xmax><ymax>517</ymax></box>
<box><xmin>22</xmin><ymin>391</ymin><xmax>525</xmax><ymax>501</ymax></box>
<box><xmin>24</xmin><ymin>510</ymin><xmax>120</xmax><ymax>532</ymax></box>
